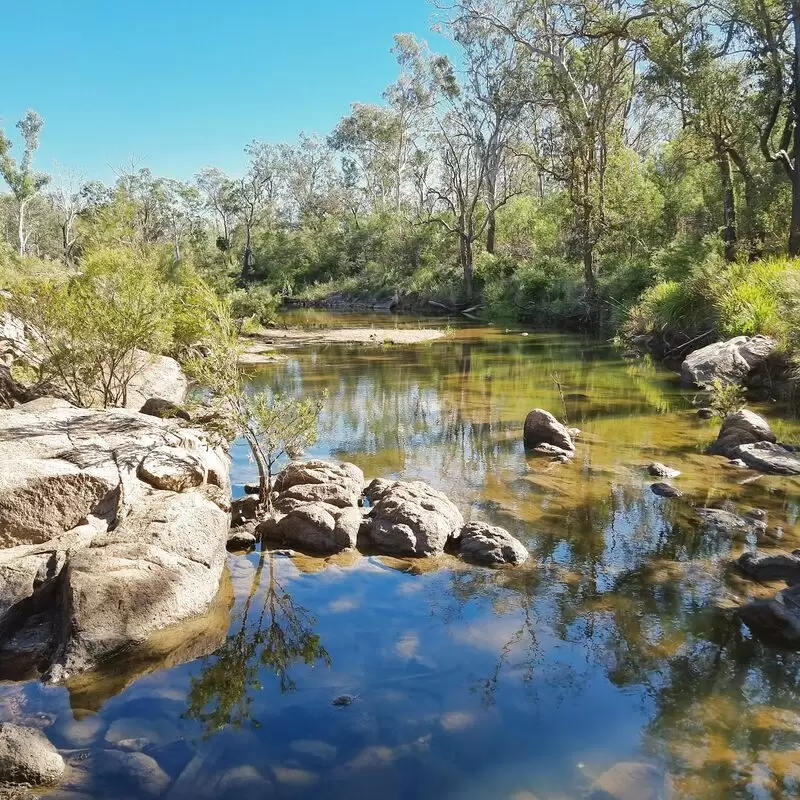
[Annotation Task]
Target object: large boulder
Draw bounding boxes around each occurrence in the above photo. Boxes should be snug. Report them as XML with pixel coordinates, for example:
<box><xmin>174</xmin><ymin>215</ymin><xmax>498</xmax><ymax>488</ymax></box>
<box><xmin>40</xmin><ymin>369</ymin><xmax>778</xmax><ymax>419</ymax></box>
<box><xmin>54</xmin><ymin>489</ymin><xmax>229</xmax><ymax>676</ymax></box>
<box><xmin>140</xmin><ymin>397</ymin><xmax>190</xmax><ymax>422</ymax></box>
<box><xmin>0</xmin><ymin>723</ymin><xmax>64</xmax><ymax>786</ymax></box>
<box><xmin>258</xmin><ymin>503</ymin><xmax>361</xmax><ymax>553</ymax></box>
<box><xmin>124</xmin><ymin>350</ymin><xmax>188</xmax><ymax>410</ymax></box>
<box><xmin>681</xmin><ymin>335</ymin><xmax>777</xmax><ymax>388</ymax></box>
<box><xmin>0</xmin><ymin>404</ymin><xmax>232</xmax><ymax>681</ymax></box>
<box><xmin>708</xmin><ymin>410</ymin><xmax>776</xmax><ymax>458</ymax></box>
<box><xmin>272</xmin><ymin>460</ymin><xmax>363</xmax><ymax>512</ymax></box>
<box><xmin>458</xmin><ymin>522</ymin><xmax>529</xmax><ymax>566</ymax></box>
<box><xmin>730</xmin><ymin>441</ymin><xmax>800</xmax><ymax>475</ymax></box>
<box><xmin>366</xmin><ymin>480</ymin><xmax>463</xmax><ymax>556</ymax></box>
<box><xmin>523</xmin><ymin>409</ymin><xmax>574</xmax><ymax>455</ymax></box>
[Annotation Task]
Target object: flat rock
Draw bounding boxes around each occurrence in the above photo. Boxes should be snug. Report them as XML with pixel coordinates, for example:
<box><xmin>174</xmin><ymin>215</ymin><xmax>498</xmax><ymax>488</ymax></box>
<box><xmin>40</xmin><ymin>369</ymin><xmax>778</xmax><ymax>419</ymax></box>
<box><xmin>458</xmin><ymin>522</ymin><xmax>528</xmax><ymax>565</ymax></box>
<box><xmin>681</xmin><ymin>335</ymin><xmax>777</xmax><ymax>388</ymax></box>
<box><xmin>0</xmin><ymin>722</ymin><xmax>64</xmax><ymax>786</ymax></box>
<box><xmin>366</xmin><ymin>480</ymin><xmax>463</xmax><ymax>556</ymax></box>
<box><xmin>647</xmin><ymin>463</ymin><xmax>680</xmax><ymax>479</ymax></box>
<box><xmin>137</xmin><ymin>446</ymin><xmax>206</xmax><ymax>492</ymax></box>
<box><xmin>695</xmin><ymin>508</ymin><xmax>750</xmax><ymax>532</ymax></box>
<box><xmin>738</xmin><ymin>584</ymin><xmax>800</xmax><ymax>648</ymax></box>
<box><xmin>523</xmin><ymin>409</ymin><xmax>575</xmax><ymax>453</ymax></box>
<box><xmin>730</xmin><ymin>441</ymin><xmax>800</xmax><ymax>475</ymax></box>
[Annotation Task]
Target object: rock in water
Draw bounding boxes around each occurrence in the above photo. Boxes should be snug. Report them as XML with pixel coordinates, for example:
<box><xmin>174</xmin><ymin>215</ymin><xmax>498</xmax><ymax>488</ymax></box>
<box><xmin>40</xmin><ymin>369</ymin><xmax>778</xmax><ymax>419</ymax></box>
<box><xmin>708</xmin><ymin>409</ymin><xmax>776</xmax><ymax>458</ymax></box>
<box><xmin>0</xmin><ymin>723</ymin><xmax>64</xmax><ymax>786</ymax></box>
<box><xmin>366</xmin><ymin>480</ymin><xmax>463</xmax><ymax>556</ymax></box>
<box><xmin>647</xmin><ymin>463</ymin><xmax>680</xmax><ymax>479</ymax></box>
<box><xmin>737</xmin><ymin>550</ymin><xmax>800</xmax><ymax>582</ymax></box>
<box><xmin>588</xmin><ymin>761</ymin><xmax>672</xmax><ymax>800</ymax></box>
<box><xmin>680</xmin><ymin>334</ymin><xmax>776</xmax><ymax>388</ymax></box>
<box><xmin>258</xmin><ymin>503</ymin><xmax>360</xmax><ymax>554</ymax></box>
<box><xmin>738</xmin><ymin>583</ymin><xmax>800</xmax><ymax>648</ymax></box>
<box><xmin>523</xmin><ymin>409</ymin><xmax>575</xmax><ymax>455</ymax></box>
<box><xmin>650</xmin><ymin>482</ymin><xmax>682</xmax><ymax>498</ymax></box>
<box><xmin>695</xmin><ymin>507</ymin><xmax>750</xmax><ymax>533</ymax></box>
<box><xmin>459</xmin><ymin>522</ymin><xmax>529</xmax><ymax>565</ymax></box>
<box><xmin>137</xmin><ymin>446</ymin><xmax>206</xmax><ymax>492</ymax></box>
<box><xmin>697</xmin><ymin>407</ymin><xmax>714</xmax><ymax>419</ymax></box>
<box><xmin>272</xmin><ymin>460</ymin><xmax>364</xmax><ymax>512</ymax></box>
<box><xmin>94</xmin><ymin>749</ymin><xmax>171</xmax><ymax>798</ymax></box>
<box><xmin>227</xmin><ymin>531</ymin><xmax>256</xmax><ymax>551</ymax></box>
<box><xmin>730</xmin><ymin>441</ymin><xmax>800</xmax><ymax>476</ymax></box>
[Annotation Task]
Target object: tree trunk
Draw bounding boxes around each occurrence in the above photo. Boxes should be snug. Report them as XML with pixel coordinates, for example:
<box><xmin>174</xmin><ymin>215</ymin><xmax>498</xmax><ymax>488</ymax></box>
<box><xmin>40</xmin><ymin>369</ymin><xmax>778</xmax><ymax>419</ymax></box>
<box><xmin>790</xmin><ymin>1</ymin><xmax>800</xmax><ymax>257</ymax></box>
<box><xmin>18</xmin><ymin>199</ymin><xmax>27</xmax><ymax>257</ymax></box>
<box><xmin>716</xmin><ymin>144</ymin><xmax>737</xmax><ymax>262</ymax></box>
<box><xmin>461</xmin><ymin>235</ymin><xmax>474</xmax><ymax>299</ymax></box>
<box><xmin>242</xmin><ymin>226</ymin><xmax>253</xmax><ymax>283</ymax></box>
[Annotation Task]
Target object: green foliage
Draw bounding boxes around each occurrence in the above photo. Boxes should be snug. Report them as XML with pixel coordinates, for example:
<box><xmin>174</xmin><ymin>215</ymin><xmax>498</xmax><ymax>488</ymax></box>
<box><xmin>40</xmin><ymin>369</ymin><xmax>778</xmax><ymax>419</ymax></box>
<box><xmin>10</xmin><ymin>248</ymin><xmax>176</xmax><ymax>407</ymax></box>
<box><xmin>708</xmin><ymin>378</ymin><xmax>746</xmax><ymax>419</ymax></box>
<box><xmin>229</xmin><ymin>285</ymin><xmax>280</xmax><ymax>326</ymax></box>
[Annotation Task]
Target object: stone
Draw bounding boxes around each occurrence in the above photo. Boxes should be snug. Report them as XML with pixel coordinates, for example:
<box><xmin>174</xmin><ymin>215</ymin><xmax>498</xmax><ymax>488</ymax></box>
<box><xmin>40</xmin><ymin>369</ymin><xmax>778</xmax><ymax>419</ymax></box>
<box><xmin>271</xmin><ymin>460</ymin><xmax>364</xmax><ymax>512</ymax></box>
<box><xmin>258</xmin><ymin>502</ymin><xmax>359</xmax><ymax>554</ymax></box>
<box><xmin>531</xmin><ymin>442</ymin><xmax>574</xmax><ymax>459</ymax></box>
<box><xmin>458</xmin><ymin>522</ymin><xmax>529</xmax><ymax>566</ymax></box>
<box><xmin>737</xmin><ymin>550</ymin><xmax>800</xmax><ymax>583</ymax></box>
<box><xmin>695</xmin><ymin>507</ymin><xmax>750</xmax><ymax>533</ymax></box>
<box><xmin>523</xmin><ymin>409</ymin><xmax>575</xmax><ymax>453</ymax></box>
<box><xmin>363</xmin><ymin>478</ymin><xmax>394</xmax><ymax>504</ymax></box>
<box><xmin>647</xmin><ymin>463</ymin><xmax>680</xmax><ymax>479</ymax></box>
<box><xmin>227</xmin><ymin>531</ymin><xmax>256</xmax><ymax>551</ymax></box>
<box><xmin>231</xmin><ymin>495</ymin><xmax>259</xmax><ymax>525</ymax></box>
<box><xmin>708</xmin><ymin>410</ymin><xmax>777</xmax><ymax>458</ymax></box>
<box><xmin>650</xmin><ymin>482</ymin><xmax>682</xmax><ymax>498</ymax></box>
<box><xmin>140</xmin><ymin>398</ymin><xmax>190</xmax><ymax>422</ymax></box>
<box><xmin>332</xmin><ymin>694</ymin><xmax>355</xmax><ymax>706</ymax></box>
<box><xmin>697</xmin><ymin>407</ymin><xmax>714</xmax><ymax>419</ymax></box>
<box><xmin>94</xmin><ymin>749</ymin><xmax>171</xmax><ymax>798</ymax></box>
<box><xmin>137</xmin><ymin>446</ymin><xmax>206</xmax><ymax>492</ymax></box>
<box><xmin>105</xmin><ymin>717</ymin><xmax>181</xmax><ymax>750</ymax></box>
<box><xmin>681</xmin><ymin>335</ymin><xmax>777</xmax><ymax>388</ymax></box>
<box><xmin>588</xmin><ymin>761</ymin><xmax>673</xmax><ymax>800</ymax></box>
<box><xmin>0</xmin><ymin>723</ymin><xmax>64</xmax><ymax>786</ymax></box>
<box><xmin>730</xmin><ymin>441</ymin><xmax>800</xmax><ymax>476</ymax></box>
<box><xmin>49</xmin><ymin>714</ymin><xmax>105</xmax><ymax>749</ymax></box>
<box><xmin>53</xmin><ymin>489</ymin><xmax>229</xmax><ymax>676</ymax></box>
<box><xmin>366</xmin><ymin>480</ymin><xmax>463</xmax><ymax>557</ymax></box>
<box><xmin>124</xmin><ymin>350</ymin><xmax>188</xmax><ymax>410</ymax></box>
<box><xmin>738</xmin><ymin>583</ymin><xmax>800</xmax><ymax>648</ymax></box>
<box><xmin>169</xmin><ymin>758</ymin><xmax>272</xmax><ymax>800</ymax></box>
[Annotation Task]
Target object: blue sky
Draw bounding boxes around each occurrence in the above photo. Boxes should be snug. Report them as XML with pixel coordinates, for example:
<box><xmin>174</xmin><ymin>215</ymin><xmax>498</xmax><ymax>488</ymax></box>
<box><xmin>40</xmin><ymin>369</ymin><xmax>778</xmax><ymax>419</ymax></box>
<box><xmin>3</xmin><ymin>0</ymin><xmax>443</xmax><ymax>184</ymax></box>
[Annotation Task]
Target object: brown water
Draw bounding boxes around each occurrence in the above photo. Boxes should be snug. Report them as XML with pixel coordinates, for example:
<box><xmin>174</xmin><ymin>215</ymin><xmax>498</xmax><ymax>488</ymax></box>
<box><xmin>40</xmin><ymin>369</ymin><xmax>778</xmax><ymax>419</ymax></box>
<box><xmin>4</xmin><ymin>313</ymin><xmax>800</xmax><ymax>799</ymax></box>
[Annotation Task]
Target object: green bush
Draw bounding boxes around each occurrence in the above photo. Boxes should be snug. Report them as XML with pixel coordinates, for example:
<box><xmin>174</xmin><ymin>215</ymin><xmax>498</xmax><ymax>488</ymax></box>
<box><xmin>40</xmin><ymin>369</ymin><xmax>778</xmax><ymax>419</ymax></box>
<box><xmin>229</xmin><ymin>285</ymin><xmax>280</xmax><ymax>326</ymax></box>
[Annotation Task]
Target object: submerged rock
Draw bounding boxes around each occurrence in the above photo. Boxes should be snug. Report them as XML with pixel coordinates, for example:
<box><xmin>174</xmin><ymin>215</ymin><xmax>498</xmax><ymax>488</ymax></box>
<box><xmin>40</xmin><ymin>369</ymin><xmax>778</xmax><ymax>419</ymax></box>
<box><xmin>681</xmin><ymin>334</ymin><xmax>777</xmax><ymax>388</ymax></box>
<box><xmin>523</xmin><ymin>409</ymin><xmax>575</xmax><ymax>455</ymax></box>
<box><xmin>458</xmin><ymin>522</ymin><xmax>528</xmax><ymax>566</ymax></box>
<box><xmin>697</xmin><ymin>407</ymin><xmax>714</xmax><ymax>419</ymax></box>
<box><xmin>94</xmin><ymin>749</ymin><xmax>171</xmax><ymax>798</ymax></box>
<box><xmin>0</xmin><ymin>722</ymin><xmax>64</xmax><ymax>786</ymax></box>
<box><xmin>695</xmin><ymin>507</ymin><xmax>750</xmax><ymax>533</ymax></box>
<box><xmin>650</xmin><ymin>482</ymin><xmax>682</xmax><ymax>498</ymax></box>
<box><xmin>588</xmin><ymin>761</ymin><xmax>673</xmax><ymax>800</ymax></box>
<box><xmin>366</xmin><ymin>480</ymin><xmax>463</xmax><ymax>556</ymax></box>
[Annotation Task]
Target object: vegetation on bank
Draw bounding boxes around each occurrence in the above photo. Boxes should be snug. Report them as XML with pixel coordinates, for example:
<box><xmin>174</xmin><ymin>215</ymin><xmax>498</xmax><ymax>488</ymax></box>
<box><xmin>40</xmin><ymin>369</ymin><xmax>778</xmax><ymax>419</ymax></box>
<box><xmin>2</xmin><ymin>0</ymin><xmax>800</xmax><ymax>374</ymax></box>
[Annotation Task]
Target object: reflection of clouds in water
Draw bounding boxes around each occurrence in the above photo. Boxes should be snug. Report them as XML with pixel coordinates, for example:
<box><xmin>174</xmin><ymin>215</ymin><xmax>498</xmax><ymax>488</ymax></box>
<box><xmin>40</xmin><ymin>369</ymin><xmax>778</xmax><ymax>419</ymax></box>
<box><xmin>396</xmin><ymin>580</ymin><xmax>425</xmax><ymax>596</ymax></box>
<box><xmin>450</xmin><ymin>615</ymin><xmax>528</xmax><ymax>652</ymax></box>
<box><xmin>328</xmin><ymin>596</ymin><xmax>360</xmax><ymax>613</ymax></box>
<box><xmin>394</xmin><ymin>632</ymin><xmax>419</xmax><ymax>660</ymax></box>
<box><xmin>440</xmin><ymin>710</ymin><xmax>476</xmax><ymax>731</ymax></box>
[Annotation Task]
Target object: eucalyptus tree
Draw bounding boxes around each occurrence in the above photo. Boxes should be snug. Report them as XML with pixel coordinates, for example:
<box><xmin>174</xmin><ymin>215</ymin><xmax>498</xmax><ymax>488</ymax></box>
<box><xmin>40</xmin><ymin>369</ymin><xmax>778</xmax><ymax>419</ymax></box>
<box><xmin>196</xmin><ymin>167</ymin><xmax>239</xmax><ymax>251</ymax></box>
<box><xmin>50</xmin><ymin>167</ymin><xmax>91</xmax><ymax>265</ymax></box>
<box><xmin>464</xmin><ymin>0</ymin><xmax>645</xmax><ymax>308</ymax></box>
<box><xmin>161</xmin><ymin>179</ymin><xmax>203</xmax><ymax>262</ymax></box>
<box><xmin>0</xmin><ymin>110</ymin><xmax>50</xmax><ymax>256</ymax></box>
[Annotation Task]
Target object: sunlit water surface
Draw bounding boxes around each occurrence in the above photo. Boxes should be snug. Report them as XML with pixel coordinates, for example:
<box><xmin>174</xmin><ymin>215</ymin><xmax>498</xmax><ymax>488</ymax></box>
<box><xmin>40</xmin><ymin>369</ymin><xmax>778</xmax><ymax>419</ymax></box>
<box><xmin>5</xmin><ymin>313</ymin><xmax>800</xmax><ymax>799</ymax></box>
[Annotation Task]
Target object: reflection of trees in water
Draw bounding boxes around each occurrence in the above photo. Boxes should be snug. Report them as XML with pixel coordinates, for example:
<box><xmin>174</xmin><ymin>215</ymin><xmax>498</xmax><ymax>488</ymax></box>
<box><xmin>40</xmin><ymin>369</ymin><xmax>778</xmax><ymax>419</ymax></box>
<box><xmin>186</xmin><ymin>553</ymin><xmax>330</xmax><ymax>733</ymax></box>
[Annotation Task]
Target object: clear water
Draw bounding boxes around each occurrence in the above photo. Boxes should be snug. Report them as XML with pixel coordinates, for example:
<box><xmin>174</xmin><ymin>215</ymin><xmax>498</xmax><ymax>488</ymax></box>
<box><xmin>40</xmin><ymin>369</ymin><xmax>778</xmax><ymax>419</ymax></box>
<box><xmin>5</xmin><ymin>314</ymin><xmax>800</xmax><ymax>799</ymax></box>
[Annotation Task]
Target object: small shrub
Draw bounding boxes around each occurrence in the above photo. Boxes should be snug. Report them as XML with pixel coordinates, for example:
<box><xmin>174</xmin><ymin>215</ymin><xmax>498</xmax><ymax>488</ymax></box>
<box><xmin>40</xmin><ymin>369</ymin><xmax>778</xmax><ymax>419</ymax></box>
<box><xmin>229</xmin><ymin>285</ymin><xmax>279</xmax><ymax>326</ymax></box>
<box><xmin>708</xmin><ymin>378</ymin><xmax>746</xmax><ymax>419</ymax></box>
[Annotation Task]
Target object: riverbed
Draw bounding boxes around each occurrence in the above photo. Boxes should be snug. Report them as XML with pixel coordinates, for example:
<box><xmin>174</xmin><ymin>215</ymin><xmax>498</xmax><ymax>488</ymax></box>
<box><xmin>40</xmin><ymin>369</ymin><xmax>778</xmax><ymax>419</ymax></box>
<box><xmin>6</xmin><ymin>313</ymin><xmax>800</xmax><ymax>799</ymax></box>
